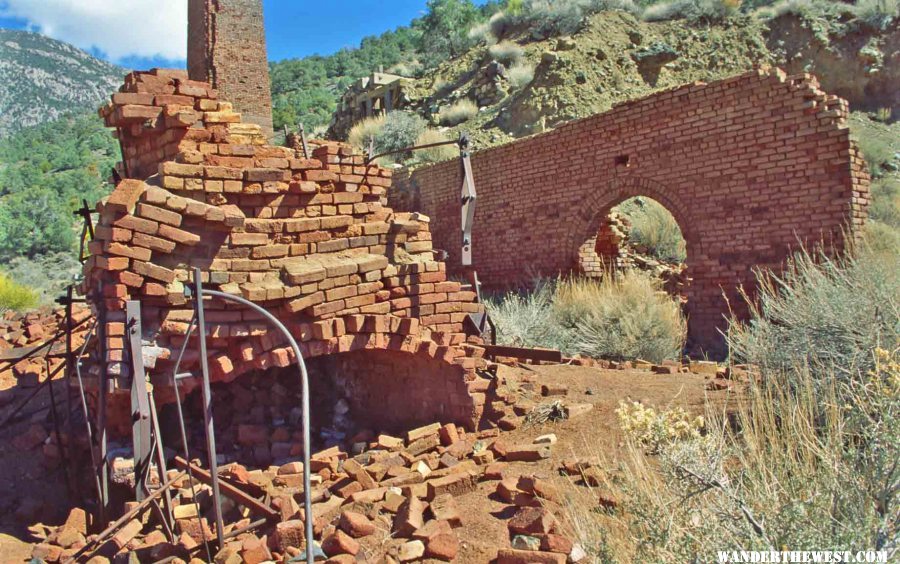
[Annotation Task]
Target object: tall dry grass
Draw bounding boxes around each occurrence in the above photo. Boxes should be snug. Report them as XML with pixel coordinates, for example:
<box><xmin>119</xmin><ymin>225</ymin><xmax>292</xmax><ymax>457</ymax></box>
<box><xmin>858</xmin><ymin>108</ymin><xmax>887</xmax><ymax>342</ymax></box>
<box><xmin>412</xmin><ymin>129</ymin><xmax>458</xmax><ymax>164</ymax></box>
<box><xmin>485</xmin><ymin>273</ymin><xmax>686</xmax><ymax>363</ymax></box>
<box><xmin>438</xmin><ymin>99</ymin><xmax>479</xmax><ymax>126</ymax></box>
<box><xmin>559</xmin><ymin>349</ymin><xmax>899</xmax><ymax>561</ymax></box>
<box><xmin>348</xmin><ymin>114</ymin><xmax>386</xmax><ymax>153</ymax></box>
<box><xmin>557</xmin><ymin>242</ymin><xmax>900</xmax><ymax>561</ymax></box>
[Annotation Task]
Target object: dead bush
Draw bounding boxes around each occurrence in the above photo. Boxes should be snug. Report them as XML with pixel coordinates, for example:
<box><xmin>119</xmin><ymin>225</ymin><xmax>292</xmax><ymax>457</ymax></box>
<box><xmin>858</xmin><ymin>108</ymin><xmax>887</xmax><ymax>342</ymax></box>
<box><xmin>438</xmin><ymin>99</ymin><xmax>479</xmax><ymax>126</ymax></box>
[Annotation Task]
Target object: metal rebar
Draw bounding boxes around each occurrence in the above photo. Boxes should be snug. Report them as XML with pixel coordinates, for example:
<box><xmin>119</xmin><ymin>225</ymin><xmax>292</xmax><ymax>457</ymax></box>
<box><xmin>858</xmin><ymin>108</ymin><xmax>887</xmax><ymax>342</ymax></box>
<box><xmin>63</xmin><ymin>471</ymin><xmax>185</xmax><ymax>563</ymax></box>
<box><xmin>199</xmin><ymin>287</ymin><xmax>314</xmax><ymax>564</ymax></box>
<box><xmin>365</xmin><ymin>137</ymin><xmax>460</xmax><ymax>164</ymax></box>
<box><xmin>191</xmin><ymin>268</ymin><xmax>226</xmax><ymax>549</ymax></box>
<box><xmin>72</xmin><ymin>320</ymin><xmax>104</xmax><ymax>514</ymax></box>
<box><xmin>96</xmin><ymin>282</ymin><xmax>109</xmax><ymax>525</ymax></box>
<box><xmin>169</xmin><ymin>315</ymin><xmax>213</xmax><ymax>563</ymax></box>
<box><xmin>148</xmin><ymin>391</ymin><xmax>175</xmax><ymax>541</ymax></box>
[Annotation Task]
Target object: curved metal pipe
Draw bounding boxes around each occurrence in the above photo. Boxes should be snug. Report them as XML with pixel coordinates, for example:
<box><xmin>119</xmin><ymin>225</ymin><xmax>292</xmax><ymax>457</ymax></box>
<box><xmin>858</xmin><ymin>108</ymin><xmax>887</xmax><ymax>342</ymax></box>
<box><xmin>196</xmin><ymin>287</ymin><xmax>314</xmax><ymax>564</ymax></box>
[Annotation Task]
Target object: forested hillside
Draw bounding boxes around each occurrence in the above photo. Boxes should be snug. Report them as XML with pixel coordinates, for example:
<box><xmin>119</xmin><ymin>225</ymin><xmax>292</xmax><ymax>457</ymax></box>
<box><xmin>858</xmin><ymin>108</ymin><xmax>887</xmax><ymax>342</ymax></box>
<box><xmin>269</xmin><ymin>0</ymin><xmax>504</xmax><ymax>132</ymax></box>
<box><xmin>0</xmin><ymin>113</ymin><xmax>119</xmax><ymax>302</ymax></box>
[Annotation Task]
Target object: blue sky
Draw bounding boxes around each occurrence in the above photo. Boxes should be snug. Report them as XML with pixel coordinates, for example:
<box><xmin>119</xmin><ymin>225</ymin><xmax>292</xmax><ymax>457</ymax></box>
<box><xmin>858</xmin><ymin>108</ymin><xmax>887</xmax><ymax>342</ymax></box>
<box><xmin>0</xmin><ymin>0</ymin><xmax>467</xmax><ymax>69</ymax></box>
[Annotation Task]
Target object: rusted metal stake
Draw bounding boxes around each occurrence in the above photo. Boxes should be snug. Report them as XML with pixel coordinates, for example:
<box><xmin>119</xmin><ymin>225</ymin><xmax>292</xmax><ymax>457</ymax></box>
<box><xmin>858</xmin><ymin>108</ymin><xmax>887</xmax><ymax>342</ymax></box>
<box><xmin>191</xmin><ymin>268</ymin><xmax>226</xmax><ymax>548</ymax></box>
<box><xmin>148</xmin><ymin>391</ymin><xmax>175</xmax><ymax>541</ymax></box>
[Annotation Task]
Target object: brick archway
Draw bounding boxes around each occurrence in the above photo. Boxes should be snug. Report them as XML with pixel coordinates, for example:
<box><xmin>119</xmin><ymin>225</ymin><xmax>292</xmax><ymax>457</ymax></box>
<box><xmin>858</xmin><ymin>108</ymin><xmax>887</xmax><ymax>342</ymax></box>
<box><xmin>562</xmin><ymin>175</ymin><xmax>697</xmax><ymax>269</ymax></box>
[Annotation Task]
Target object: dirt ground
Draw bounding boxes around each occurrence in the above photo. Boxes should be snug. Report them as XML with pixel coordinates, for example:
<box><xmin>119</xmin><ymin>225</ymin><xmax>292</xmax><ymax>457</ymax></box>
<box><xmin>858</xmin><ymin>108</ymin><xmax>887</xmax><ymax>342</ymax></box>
<box><xmin>0</xmin><ymin>363</ymin><xmax>732</xmax><ymax>562</ymax></box>
<box><xmin>443</xmin><ymin>363</ymin><xmax>730</xmax><ymax>563</ymax></box>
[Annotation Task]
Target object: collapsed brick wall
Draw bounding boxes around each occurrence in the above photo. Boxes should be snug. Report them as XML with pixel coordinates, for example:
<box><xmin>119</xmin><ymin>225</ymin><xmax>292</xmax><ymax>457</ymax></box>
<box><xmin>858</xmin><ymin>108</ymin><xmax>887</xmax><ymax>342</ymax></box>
<box><xmin>83</xmin><ymin>70</ymin><xmax>509</xmax><ymax>434</ymax></box>
<box><xmin>576</xmin><ymin>212</ymin><xmax>630</xmax><ymax>277</ymax></box>
<box><xmin>391</xmin><ymin>67</ymin><xmax>870</xmax><ymax>352</ymax></box>
<box><xmin>188</xmin><ymin>0</ymin><xmax>274</xmax><ymax>138</ymax></box>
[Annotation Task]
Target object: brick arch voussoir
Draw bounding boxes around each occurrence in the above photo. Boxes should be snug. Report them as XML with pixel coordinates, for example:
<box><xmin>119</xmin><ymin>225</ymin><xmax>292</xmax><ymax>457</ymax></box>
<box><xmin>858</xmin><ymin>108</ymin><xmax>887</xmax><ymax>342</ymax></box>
<box><xmin>563</xmin><ymin>175</ymin><xmax>697</xmax><ymax>270</ymax></box>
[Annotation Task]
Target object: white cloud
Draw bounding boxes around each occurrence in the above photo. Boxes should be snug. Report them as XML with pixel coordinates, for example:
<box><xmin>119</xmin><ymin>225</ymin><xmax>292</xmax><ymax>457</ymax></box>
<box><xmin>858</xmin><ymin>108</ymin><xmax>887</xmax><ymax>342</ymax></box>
<box><xmin>0</xmin><ymin>0</ymin><xmax>187</xmax><ymax>63</ymax></box>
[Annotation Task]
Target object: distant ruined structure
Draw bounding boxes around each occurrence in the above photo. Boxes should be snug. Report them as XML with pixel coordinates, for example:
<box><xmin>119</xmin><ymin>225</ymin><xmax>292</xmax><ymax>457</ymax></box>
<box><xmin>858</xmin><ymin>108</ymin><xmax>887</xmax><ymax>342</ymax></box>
<box><xmin>188</xmin><ymin>0</ymin><xmax>274</xmax><ymax>138</ymax></box>
<box><xmin>327</xmin><ymin>72</ymin><xmax>416</xmax><ymax>140</ymax></box>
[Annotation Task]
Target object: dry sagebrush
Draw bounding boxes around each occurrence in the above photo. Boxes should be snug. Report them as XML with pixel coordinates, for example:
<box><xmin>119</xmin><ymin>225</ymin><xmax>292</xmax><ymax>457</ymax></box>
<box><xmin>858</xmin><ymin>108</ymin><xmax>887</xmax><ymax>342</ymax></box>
<box><xmin>559</xmin><ymin>351</ymin><xmax>899</xmax><ymax>561</ymax></box>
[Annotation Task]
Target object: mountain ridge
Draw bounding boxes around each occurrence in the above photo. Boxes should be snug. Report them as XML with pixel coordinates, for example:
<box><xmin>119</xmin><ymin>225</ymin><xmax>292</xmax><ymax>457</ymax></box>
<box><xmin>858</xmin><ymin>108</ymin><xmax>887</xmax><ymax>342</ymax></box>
<box><xmin>0</xmin><ymin>28</ymin><xmax>126</xmax><ymax>137</ymax></box>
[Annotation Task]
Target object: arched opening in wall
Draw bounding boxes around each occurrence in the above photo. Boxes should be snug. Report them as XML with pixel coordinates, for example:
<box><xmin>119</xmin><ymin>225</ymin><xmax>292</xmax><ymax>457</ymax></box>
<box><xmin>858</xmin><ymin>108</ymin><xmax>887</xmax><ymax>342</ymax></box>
<box><xmin>577</xmin><ymin>196</ymin><xmax>689</xmax><ymax>298</ymax></box>
<box><xmin>157</xmin><ymin>349</ymin><xmax>474</xmax><ymax>469</ymax></box>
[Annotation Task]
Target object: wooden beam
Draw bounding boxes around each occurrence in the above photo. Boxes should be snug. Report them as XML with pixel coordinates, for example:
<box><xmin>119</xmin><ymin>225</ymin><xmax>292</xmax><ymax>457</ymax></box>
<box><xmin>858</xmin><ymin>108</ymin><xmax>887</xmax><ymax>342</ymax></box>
<box><xmin>173</xmin><ymin>456</ymin><xmax>279</xmax><ymax>522</ymax></box>
<box><xmin>481</xmin><ymin>345</ymin><xmax>562</xmax><ymax>363</ymax></box>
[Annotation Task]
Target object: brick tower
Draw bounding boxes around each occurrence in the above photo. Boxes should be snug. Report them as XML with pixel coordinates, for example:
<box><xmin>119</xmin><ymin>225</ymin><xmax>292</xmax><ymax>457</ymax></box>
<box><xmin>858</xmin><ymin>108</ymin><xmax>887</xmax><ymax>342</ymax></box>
<box><xmin>188</xmin><ymin>0</ymin><xmax>274</xmax><ymax>138</ymax></box>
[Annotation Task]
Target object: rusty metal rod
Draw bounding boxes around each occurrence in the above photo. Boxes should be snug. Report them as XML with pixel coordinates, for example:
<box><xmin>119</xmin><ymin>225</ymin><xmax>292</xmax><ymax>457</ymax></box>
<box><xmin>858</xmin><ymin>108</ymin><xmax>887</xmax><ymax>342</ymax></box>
<box><xmin>191</xmin><ymin>268</ymin><xmax>226</xmax><ymax>549</ymax></box>
<box><xmin>197</xmin><ymin>288</ymin><xmax>314</xmax><ymax>564</ymax></box>
<box><xmin>365</xmin><ymin>138</ymin><xmax>460</xmax><ymax>164</ymax></box>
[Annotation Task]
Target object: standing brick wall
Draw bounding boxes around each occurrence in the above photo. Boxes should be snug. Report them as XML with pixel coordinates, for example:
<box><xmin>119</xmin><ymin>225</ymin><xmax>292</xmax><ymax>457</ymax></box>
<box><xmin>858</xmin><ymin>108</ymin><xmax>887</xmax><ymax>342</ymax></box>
<box><xmin>188</xmin><ymin>0</ymin><xmax>274</xmax><ymax>138</ymax></box>
<box><xmin>391</xmin><ymin>67</ymin><xmax>870</xmax><ymax>352</ymax></box>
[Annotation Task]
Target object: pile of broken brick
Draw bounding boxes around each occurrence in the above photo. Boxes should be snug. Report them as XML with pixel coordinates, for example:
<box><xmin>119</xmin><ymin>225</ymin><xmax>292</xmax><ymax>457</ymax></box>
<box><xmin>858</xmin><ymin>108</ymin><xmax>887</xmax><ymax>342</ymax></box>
<box><xmin>30</xmin><ymin>416</ymin><xmax>591</xmax><ymax>563</ymax></box>
<box><xmin>561</xmin><ymin>356</ymin><xmax>753</xmax><ymax>393</ymax></box>
<box><xmin>0</xmin><ymin>304</ymin><xmax>91</xmax><ymax>394</ymax></box>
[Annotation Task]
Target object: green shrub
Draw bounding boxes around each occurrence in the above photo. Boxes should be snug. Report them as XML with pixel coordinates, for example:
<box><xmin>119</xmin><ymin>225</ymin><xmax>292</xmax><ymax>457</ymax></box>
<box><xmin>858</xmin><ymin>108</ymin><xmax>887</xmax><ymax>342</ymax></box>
<box><xmin>387</xmin><ymin>60</ymin><xmax>424</xmax><ymax>77</ymax></box>
<box><xmin>856</xmin><ymin>134</ymin><xmax>896</xmax><ymax>178</ymax></box>
<box><xmin>862</xmin><ymin>220</ymin><xmax>900</xmax><ymax>255</ymax></box>
<box><xmin>615</xmin><ymin>197</ymin><xmax>687</xmax><ymax>263</ymax></box>
<box><xmin>521</xmin><ymin>0</ymin><xmax>587</xmax><ymax>38</ymax></box>
<box><xmin>869</xmin><ymin>177</ymin><xmax>900</xmax><ymax>228</ymax></box>
<box><xmin>468</xmin><ymin>21</ymin><xmax>497</xmax><ymax>45</ymax></box>
<box><xmin>485</xmin><ymin>273</ymin><xmax>686</xmax><ymax>362</ymax></box>
<box><xmin>488</xmin><ymin>41</ymin><xmax>525</xmax><ymax>65</ymax></box>
<box><xmin>643</xmin><ymin>0</ymin><xmax>741</xmax><ymax>21</ymax></box>
<box><xmin>0</xmin><ymin>273</ymin><xmax>38</xmax><ymax>313</ymax></box>
<box><xmin>728</xmin><ymin>244</ymin><xmax>899</xmax><ymax>381</ymax></box>
<box><xmin>348</xmin><ymin>111</ymin><xmax>427</xmax><ymax>160</ymax></box>
<box><xmin>491</xmin><ymin>0</ymin><xmax>638</xmax><ymax>41</ymax></box>
<box><xmin>507</xmin><ymin>62</ymin><xmax>535</xmax><ymax>90</ymax></box>
<box><xmin>484</xmin><ymin>280</ymin><xmax>562</xmax><ymax>349</ymax></box>
<box><xmin>375</xmin><ymin>111</ymin><xmax>426</xmax><ymax>156</ymax></box>
<box><xmin>413</xmin><ymin>129</ymin><xmax>459</xmax><ymax>163</ymax></box>
<box><xmin>852</xmin><ymin>0</ymin><xmax>898</xmax><ymax>29</ymax></box>
<box><xmin>438</xmin><ymin>99</ymin><xmax>479</xmax><ymax>126</ymax></box>
<box><xmin>2</xmin><ymin>252</ymin><xmax>82</xmax><ymax>305</ymax></box>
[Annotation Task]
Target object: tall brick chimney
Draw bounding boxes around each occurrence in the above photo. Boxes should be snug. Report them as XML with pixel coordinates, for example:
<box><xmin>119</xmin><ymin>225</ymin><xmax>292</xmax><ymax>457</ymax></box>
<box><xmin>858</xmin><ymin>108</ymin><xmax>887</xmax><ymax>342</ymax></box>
<box><xmin>188</xmin><ymin>0</ymin><xmax>274</xmax><ymax>138</ymax></box>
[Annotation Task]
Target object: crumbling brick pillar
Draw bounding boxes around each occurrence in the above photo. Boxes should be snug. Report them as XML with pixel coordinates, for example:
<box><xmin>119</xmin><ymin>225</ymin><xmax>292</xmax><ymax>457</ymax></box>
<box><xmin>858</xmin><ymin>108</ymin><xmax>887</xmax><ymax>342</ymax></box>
<box><xmin>188</xmin><ymin>0</ymin><xmax>274</xmax><ymax>138</ymax></box>
<box><xmin>83</xmin><ymin>70</ymin><xmax>518</xmax><ymax>436</ymax></box>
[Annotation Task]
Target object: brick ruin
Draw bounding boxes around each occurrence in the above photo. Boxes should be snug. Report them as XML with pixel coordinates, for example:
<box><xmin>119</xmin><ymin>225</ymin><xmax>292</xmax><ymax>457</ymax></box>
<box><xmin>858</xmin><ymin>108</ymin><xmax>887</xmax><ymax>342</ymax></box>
<box><xmin>188</xmin><ymin>0</ymin><xmax>274</xmax><ymax>138</ymax></box>
<box><xmin>392</xmin><ymin>67</ymin><xmax>870</xmax><ymax>352</ymax></box>
<box><xmin>82</xmin><ymin>69</ymin><xmax>513</xmax><ymax>439</ymax></box>
<box><xmin>3</xmin><ymin>6</ymin><xmax>879</xmax><ymax>562</ymax></box>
